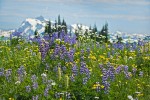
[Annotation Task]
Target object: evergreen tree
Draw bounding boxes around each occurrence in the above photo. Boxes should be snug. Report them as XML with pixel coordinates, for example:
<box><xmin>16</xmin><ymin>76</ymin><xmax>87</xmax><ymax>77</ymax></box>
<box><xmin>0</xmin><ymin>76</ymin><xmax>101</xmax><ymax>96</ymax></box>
<box><xmin>93</xmin><ymin>24</ymin><xmax>98</xmax><ymax>33</ymax></box>
<box><xmin>58</xmin><ymin>15</ymin><xmax>61</xmax><ymax>32</ymax></box>
<box><xmin>104</xmin><ymin>22</ymin><xmax>109</xmax><ymax>42</ymax></box>
<box><xmin>44</xmin><ymin>25</ymin><xmax>48</xmax><ymax>33</ymax></box>
<box><xmin>58</xmin><ymin>15</ymin><xmax>61</xmax><ymax>25</ymax></box>
<box><xmin>89</xmin><ymin>25</ymin><xmax>92</xmax><ymax>31</ymax></box>
<box><xmin>34</xmin><ymin>29</ymin><xmax>38</xmax><ymax>38</ymax></box>
<box><xmin>99</xmin><ymin>22</ymin><xmax>109</xmax><ymax>42</ymax></box>
<box><xmin>117</xmin><ymin>35</ymin><xmax>123</xmax><ymax>43</ymax></box>
<box><xmin>54</xmin><ymin>20</ymin><xmax>58</xmax><ymax>32</ymax></box>
<box><xmin>48</xmin><ymin>20</ymin><xmax>52</xmax><ymax>34</ymax></box>
<box><xmin>62</xmin><ymin>18</ymin><xmax>67</xmax><ymax>33</ymax></box>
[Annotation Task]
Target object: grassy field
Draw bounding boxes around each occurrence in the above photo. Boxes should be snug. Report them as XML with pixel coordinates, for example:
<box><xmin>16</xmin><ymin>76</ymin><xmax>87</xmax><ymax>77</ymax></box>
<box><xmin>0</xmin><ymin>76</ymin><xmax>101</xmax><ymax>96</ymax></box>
<box><xmin>0</xmin><ymin>33</ymin><xmax>150</xmax><ymax>100</ymax></box>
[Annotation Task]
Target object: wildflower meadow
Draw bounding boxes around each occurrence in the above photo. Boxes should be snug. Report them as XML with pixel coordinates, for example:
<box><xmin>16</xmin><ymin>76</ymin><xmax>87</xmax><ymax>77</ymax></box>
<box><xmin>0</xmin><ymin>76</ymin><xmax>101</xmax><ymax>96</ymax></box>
<box><xmin>0</xmin><ymin>30</ymin><xmax>150</xmax><ymax>100</ymax></box>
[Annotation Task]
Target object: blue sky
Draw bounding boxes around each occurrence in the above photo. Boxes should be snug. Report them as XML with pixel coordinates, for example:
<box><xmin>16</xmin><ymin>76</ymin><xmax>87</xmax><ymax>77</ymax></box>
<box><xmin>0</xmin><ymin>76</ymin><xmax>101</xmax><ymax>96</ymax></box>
<box><xmin>0</xmin><ymin>0</ymin><xmax>150</xmax><ymax>34</ymax></box>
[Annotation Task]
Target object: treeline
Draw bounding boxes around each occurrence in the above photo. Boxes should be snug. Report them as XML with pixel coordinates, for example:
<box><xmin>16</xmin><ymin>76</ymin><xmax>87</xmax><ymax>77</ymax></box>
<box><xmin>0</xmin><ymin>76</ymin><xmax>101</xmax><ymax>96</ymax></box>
<box><xmin>35</xmin><ymin>15</ymin><xmax>109</xmax><ymax>43</ymax></box>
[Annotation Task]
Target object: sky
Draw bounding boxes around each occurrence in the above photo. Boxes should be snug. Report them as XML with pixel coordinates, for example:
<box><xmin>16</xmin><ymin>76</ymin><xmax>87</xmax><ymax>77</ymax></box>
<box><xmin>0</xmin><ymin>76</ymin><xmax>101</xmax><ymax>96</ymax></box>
<box><xmin>0</xmin><ymin>0</ymin><xmax>150</xmax><ymax>34</ymax></box>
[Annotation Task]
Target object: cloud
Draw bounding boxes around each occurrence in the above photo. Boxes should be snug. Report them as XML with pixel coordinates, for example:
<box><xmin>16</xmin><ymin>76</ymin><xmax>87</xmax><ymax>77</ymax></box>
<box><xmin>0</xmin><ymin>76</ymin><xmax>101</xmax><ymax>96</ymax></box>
<box><xmin>0</xmin><ymin>13</ymin><xmax>27</xmax><ymax>18</ymax></box>
<box><xmin>15</xmin><ymin>0</ymin><xmax>150</xmax><ymax>5</ymax></box>
<box><xmin>71</xmin><ymin>13</ymin><xmax>150</xmax><ymax>21</ymax></box>
<box><xmin>92</xmin><ymin>0</ymin><xmax>150</xmax><ymax>5</ymax></box>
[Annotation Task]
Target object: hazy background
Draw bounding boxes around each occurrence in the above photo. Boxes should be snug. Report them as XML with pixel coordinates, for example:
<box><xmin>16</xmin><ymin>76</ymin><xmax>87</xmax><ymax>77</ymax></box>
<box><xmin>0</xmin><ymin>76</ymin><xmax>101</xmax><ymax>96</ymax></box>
<box><xmin>0</xmin><ymin>0</ymin><xmax>150</xmax><ymax>34</ymax></box>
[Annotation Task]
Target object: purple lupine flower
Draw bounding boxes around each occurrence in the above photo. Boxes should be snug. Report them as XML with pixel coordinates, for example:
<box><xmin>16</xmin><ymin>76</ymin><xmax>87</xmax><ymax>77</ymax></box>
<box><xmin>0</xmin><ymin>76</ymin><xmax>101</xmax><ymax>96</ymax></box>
<box><xmin>39</xmin><ymin>39</ymin><xmax>50</xmax><ymax>61</ymax></box>
<box><xmin>99</xmin><ymin>64</ymin><xmax>103</xmax><ymax>70</ymax></box>
<box><xmin>107</xmin><ymin>52</ymin><xmax>110</xmax><ymax>58</ymax></box>
<box><xmin>64</xmin><ymin>34</ymin><xmax>70</xmax><ymax>43</ymax></box>
<box><xmin>44</xmin><ymin>88</ymin><xmax>49</xmax><ymax>97</ymax></box>
<box><xmin>115</xmin><ymin>66</ymin><xmax>122</xmax><ymax>74</ymax></box>
<box><xmin>80</xmin><ymin>62</ymin><xmax>86</xmax><ymax>74</ymax></box>
<box><xmin>55</xmin><ymin>92</ymin><xmax>60</xmax><ymax>99</ymax></box>
<box><xmin>132</xmin><ymin>68</ymin><xmax>137</xmax><ymax>75</ymax></box>
<box><xmin>31</xmin><ymin>75</ymin><xmax>37</xmax><ymax>83</ymax></box>
<box><xmin>32</xmin><ymin>95</ymin><xmax>38</xmax><ymax>100</ymax></box>
<box><xmin>108</xmin><ymin>65</ymin><xmax>115</xmax><ymax>81</ymax></box>
<box><xmin>53</xmin><ymin>44</ymin><xmax>60</xmax><ymax>56</ymax></box>
<box><xmin>62</xmin><ymin>66</ymin><xmax>66</xmax><ymax>71</ymax></box>
<box><xmin>68</xmin><ymin>48</ymin><xmax>75</xmax><ymax>62</ymax></box>
<box><xmin>124</xmin><ymin>72</ymin><xmax>131</xmax><ymax>79</ymax></box>
<box><xmin>101</xmin><ymin>68</ymin><xmax>110</xmax><ymax>93</ymax></box>
<box><xmin>70</xmin><ymin>75</ymin><xmax>75</xmax><ymax>82</ymax></box>
<box><xmin>138</xmin><ymin>40</ymin><xmax>144</xmax><ymax>46</ymax></box>
<box><xmin>70</xmin><ymin>36</ymin><xmax>76</xmax><ymax>45</ymax></box>
<box><xmin>124</xmin><ymin>65</ymin><xmax>128</xmax><ymax>72</ymax></box>
<box><xmin>132</xmin><ymin>42</ymin><xmax>137</xmax><ymax>50</ymax></box>
<box><xmin>118</xmin><ymin>43</ymin><xmax>124</xmax><ymax>50</ymax></box>
<box><xmin>32</xmin><ymin>82</ymin><xmax>38</xmax><ymax>90</ymax></box>
<box><xmin>81</xmin><ymin>49</ymin><xmax>84</xmax><ymax>54</ymax></box>
<box><xmin>65</xmin><ymin>92</ymin><xmax>71</xmax><ymax>99</ymax></box>
<box><xmin>45</xmin><ymin>63</ymin><xmax>50</xmax><ymax>70</ymax></box>
<box><xmin>0</xmin><ymin>68</ymin><xmax>4</xmax><ymax>76</ymax></box>
<box><xmin>53</xmin><ymin>66</ymin><xmax>58</xmax><ymax>72</ymax></box>
<box><xmin>83</xmin><ymin>77</ymin><xmax>88</xmax><ymax>84</ymax></box>
<box><xmin>103</xmin><ymin>81</ymin><xmax>110</xmax><ymax>94</ymax></box>
<box><xmin>5</xmin><ymin>69</ymin><xmax>12</xmax><ymax>82</ymax></box>
<box><xmin>126</xmin><ymin>42</ymin><xmax>130</xmax><ymax>49</ymax></box>
<box><xmin>139</xmin><ymin>71</ymin><xmax>143</xmax><ymax>77</ymax></box>
<box><xmin>102</xmin><ymin>68</ymin><xmax>108</xmax><ymax>81</ymax></box>
<box><xmin>17</xmin><ymin>65</ymin><xmax>26</xmax><ymax>82</ymax></box>
<box><xmin>72</xmin><ymin>64</ymin><xmax>78</xmax><ymax>76</ymax></box>
<box><xmin>25</xmin><ymin>85</ymin><xmax>31</xmax><ymax>92</ymax></box>
<box><xmin>123</xmin><ymin>65</ymin><xmax>131</xmax><ymax>79</ymax></box>
<box><xmin>61</xmin><ymin>45</ymin><xmax>67</xmax><ymax>52</ymax></box>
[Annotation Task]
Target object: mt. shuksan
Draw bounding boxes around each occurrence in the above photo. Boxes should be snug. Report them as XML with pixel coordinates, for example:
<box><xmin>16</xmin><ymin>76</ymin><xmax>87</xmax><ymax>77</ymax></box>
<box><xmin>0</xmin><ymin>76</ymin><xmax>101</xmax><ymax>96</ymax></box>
<box><xmin>16</xmin><ymin>16</ymin><xmax>47</xmax><ymax>37</ymax></box>
<box><xmin>14</xmin><ymin>16</ymin><xmax>89</xmax><ymax>37</ymax></box>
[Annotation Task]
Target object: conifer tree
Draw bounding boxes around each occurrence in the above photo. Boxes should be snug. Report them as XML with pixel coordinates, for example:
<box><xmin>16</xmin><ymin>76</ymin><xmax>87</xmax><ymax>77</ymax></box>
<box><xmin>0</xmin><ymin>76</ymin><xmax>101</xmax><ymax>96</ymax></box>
<box><xmin>93</xmin><ymin>24</ymin><xmax>98</xmax><ymax>33</ymax></box>
<box><xmin>99</xmin><ymin>22</ymin><xmax>109</xmax><ymax>42</ymax></box>
<box><xmin>44</xmin><ymin>25</ymin><xmax>48</xmax><ymax>33</ymax></box>
<box><xmin>58</xmin><ymin>15</ymin><xmax>61</xmax><ymax>25</ymax></box>
<box><xmin>58</xmin><ymin>15</ymin><xmax>61</xmax><ymax>32</ymax></box>
<box><xmin>54</xmin><ymin>20</ymin><xmax>58</xmax><ymax>32</ymax></box>
<box><xmin>34</xmin><ymin>29</ymin><xmax>38</xmax><ymax>38</ymax></box>
<box><xmin>62</xmin><ymin>18</ymin><xmax>67</xmax><ymax>33</ymax></box>
<box><xmin>104</xmin><ymin>22</ymin><xmax>109</xmax><ymax>42</ymax></box>
<box><xmin>48</xmin><ymin>20</ymin><xmax>52</xmax><ymax>34</ymax></box>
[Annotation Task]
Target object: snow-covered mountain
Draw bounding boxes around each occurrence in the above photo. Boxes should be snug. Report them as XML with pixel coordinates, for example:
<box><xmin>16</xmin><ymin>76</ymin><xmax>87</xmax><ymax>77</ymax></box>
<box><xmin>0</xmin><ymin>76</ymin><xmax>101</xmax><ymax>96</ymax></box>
<box><xmin>15</xmin><ymin>16</ymin><xmax>47</xmax><ymax>37</ymax></box>
<box><xmin>12</xmin><ymin>16</ymin><xmax>89</xmax><ymax>38</ymax></box>
<box><xmin>0</xmin><ymin>29</ymin><xmax>15</xmax><ymax>40</ymax></box>
<box><xmin>109</xmin><ymin>31</ymin><xmax>149</xmax><ymax>43</ymax></box>
<box><xmin>0</xmin><ymin>16</ymin><xmax>149</xmax><ymax>42</ymax></box>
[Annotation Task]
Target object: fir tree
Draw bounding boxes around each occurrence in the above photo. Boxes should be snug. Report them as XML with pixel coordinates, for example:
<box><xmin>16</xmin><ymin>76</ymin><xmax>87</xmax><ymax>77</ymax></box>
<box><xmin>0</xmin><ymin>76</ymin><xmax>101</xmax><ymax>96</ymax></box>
<box><xmin>44</xmin><ymin>25</ymin><xmax>48</xmax><ymax>33</ymax></box>
<box><xmin>104</xmin><ymin>22</ymin><xmax>109</xmax><ymax>42</ymax></box>
<box><xmin>58</xmin><ymin>15</ymin><xmax>61</xmax><ymax>32</ymax></box>
<box><xmin>48</xmin><ymin>20</ymin><xmax>52</xmax><ymax>34</ymax></box>
<box><xmin>93</xmin><ymin>24</ymin><xmax>98</xmax><ymax>33</ymax></box>
<box><xmin>99</xmin><ymin>22</ymin><xmax>109</xmax><ymax>42</ymax></box>
<box><xmin>54</xmin><ymin>20</ymin><xmax>58</xmax><ymax>32</ymax></box>
<box><xmin>58</xmin><ymin>15</ymin><xmax>61</xmax><ymax>25</ymax></box>
<box><xmin>62</xmin><ymin>18</ymin><xmax>67</xmax><ymax>33</ymax></box>
<box><xmin>34</xmin><ymin>29</ymin><xmax>38</xmax><ymax>38</ymax></box>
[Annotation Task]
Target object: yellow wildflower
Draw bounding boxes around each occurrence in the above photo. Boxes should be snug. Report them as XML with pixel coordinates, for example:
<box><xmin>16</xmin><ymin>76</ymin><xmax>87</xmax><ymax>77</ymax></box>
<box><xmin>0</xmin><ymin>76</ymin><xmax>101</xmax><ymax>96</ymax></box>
<box><xmin>137</xmin><ymin>93</ymin><xmax>144</xmax><ymax>97</ymax></box>
<box><xmin>100</xmin><ymin>85</ymin><xmax>104</xmax><ymax>89</ymax></box>
<box><xmin>9</xmin><ymin>98</ymin><xmax>14</xmax><ymax>100</ymax></box>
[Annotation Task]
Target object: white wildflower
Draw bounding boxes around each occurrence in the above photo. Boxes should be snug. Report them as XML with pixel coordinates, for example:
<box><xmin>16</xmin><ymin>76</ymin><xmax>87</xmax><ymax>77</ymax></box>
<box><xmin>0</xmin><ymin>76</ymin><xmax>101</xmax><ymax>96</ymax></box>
<box><xmin>127</xmin><ymin>95</ymin><xmax>134</xmax><ymax>100</ymax></box>
<box><xmin>15</xmin><ymin>81</ymin><xmax>21</xmax><ymax>85</ymax></box>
